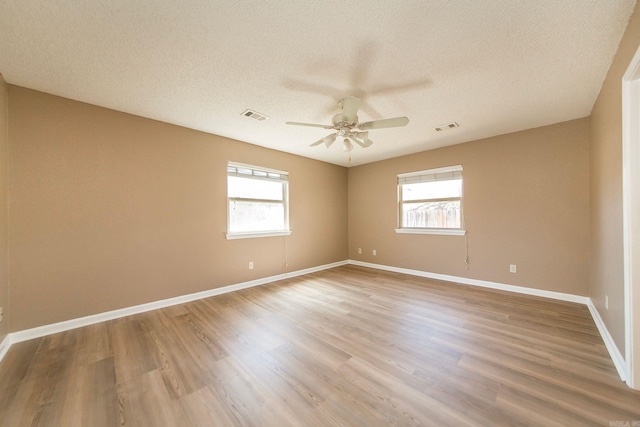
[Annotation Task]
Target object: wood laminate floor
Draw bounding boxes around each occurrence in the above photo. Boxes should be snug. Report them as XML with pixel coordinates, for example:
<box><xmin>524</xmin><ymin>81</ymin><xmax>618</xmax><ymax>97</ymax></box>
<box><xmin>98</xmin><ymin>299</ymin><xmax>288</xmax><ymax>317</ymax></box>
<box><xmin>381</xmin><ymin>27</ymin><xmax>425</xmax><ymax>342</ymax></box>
<box><xmin>1</xmin><ymin>265</ymin><xmax>639</xmax><ymax>426</ymax></box>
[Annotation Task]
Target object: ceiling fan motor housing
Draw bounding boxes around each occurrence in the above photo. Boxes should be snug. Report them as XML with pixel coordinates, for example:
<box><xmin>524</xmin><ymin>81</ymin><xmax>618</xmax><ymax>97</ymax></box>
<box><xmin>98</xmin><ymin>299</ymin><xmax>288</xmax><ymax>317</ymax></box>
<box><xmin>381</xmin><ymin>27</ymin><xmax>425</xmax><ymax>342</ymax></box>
<box><xmin>332</xmin><ymin>113</ymin><xmax>357</xmax><ymax>128</ymax></box>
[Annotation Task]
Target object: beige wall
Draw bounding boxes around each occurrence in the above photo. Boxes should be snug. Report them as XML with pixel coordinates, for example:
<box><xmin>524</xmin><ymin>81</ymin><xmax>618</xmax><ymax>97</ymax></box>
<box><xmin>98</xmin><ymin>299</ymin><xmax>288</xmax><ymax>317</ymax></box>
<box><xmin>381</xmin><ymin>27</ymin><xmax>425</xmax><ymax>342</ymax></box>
<box><xmin>0</xmin><ymin>75</ymin><xmax>8</xmax><ymax>341</ymax></box>
<box><xmin>348</xmin><ymin>119</ymin><xmax>590</xmax><ymax>296</ymax></box>
<box><xmin>5</xmin><ymin>2</ymin><xmax>638</xmax><ymax>338</ymax></box>
<box><xmin>8</xmin><ymin>86</ymin><xmax>348</xmax><ymax>331</ymax></box>
<box><xmin>590</xmin><ymin>3</ymin><xmax>640</xmax><ymax>354</ymax></box>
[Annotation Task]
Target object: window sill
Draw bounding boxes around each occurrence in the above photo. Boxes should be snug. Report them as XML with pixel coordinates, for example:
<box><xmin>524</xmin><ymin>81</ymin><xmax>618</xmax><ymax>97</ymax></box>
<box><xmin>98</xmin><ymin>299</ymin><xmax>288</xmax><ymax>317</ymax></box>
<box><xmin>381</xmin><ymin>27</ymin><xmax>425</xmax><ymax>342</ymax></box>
<box><xmin>226</xmin><ymin>230</ymin><xmax>292</xmax><ymax>240</ymax></box>
<box><xmin>395</xmin><ymin>228</ymin><xmax>466</xmax><ymax>236</ymax></box>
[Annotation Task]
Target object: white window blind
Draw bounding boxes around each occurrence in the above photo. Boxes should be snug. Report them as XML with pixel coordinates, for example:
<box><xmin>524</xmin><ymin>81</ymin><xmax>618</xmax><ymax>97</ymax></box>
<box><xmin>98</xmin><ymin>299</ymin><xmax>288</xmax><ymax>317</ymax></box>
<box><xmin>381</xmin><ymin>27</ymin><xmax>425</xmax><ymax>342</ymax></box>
<box><xmin>397</xmin><ymin>165</ymin><xmax>463</xmax><ymax>185</ymax></box>
<box><xmin>227</xmin><ymin>163</ymin><xmax>288</xmax><ymax>182</ymax></box>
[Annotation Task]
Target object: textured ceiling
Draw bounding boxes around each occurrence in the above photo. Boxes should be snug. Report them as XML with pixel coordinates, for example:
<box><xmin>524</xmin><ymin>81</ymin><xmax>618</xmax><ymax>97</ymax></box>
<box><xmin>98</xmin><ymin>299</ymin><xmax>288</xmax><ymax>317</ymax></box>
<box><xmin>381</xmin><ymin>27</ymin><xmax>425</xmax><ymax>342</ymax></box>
<box><xmin>0</xmin><ymin>0</ymin><xmax>636</xmax><ymax>166</ymax></box>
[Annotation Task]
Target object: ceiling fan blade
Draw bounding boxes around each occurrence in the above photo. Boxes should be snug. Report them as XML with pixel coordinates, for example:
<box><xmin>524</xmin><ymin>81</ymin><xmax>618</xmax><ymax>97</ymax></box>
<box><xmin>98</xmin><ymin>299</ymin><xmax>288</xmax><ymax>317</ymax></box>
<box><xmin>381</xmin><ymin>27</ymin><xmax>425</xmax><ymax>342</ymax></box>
<box><xmin>340</xmin><ymin>96</ymin><xmax>362</xmax><ymax>123</ymax></box>
<box><xmin>357</xmin><ymin>116</ymin><xmax>409</xmax><ymax>130</ymax></box>
<box><xmin>286</xmin><ymin>121</ymin><xmax>334</xmax><ymax>129</ymax></box>
<box><xmin>310</xmin><ymin>133</ymin><xmax>337</xmax><ymax>147</ymax></box>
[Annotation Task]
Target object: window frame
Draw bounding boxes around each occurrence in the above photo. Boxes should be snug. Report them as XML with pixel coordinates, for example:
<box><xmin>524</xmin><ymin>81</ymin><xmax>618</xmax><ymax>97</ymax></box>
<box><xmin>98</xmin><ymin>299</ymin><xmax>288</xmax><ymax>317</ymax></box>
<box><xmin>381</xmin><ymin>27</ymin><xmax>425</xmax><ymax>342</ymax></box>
<box><xmin>395</xmin><ymin>165</ymin><xmax>466</xmax><ymax>236</ymax></box>
<box><xmin>226</xmin><ymin>161</ymin><xmax>291</xmax><ymax>240</ymax></box>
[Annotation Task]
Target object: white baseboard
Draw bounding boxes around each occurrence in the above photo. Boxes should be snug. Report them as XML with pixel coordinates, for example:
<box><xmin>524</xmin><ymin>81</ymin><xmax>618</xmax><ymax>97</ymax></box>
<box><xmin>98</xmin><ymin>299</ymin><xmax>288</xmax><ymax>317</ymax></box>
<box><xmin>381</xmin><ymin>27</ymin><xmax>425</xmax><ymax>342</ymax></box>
<box><xmin>348</xmin><ymin>260</ymin><xmax>589</xmax><ymax>304</ymax></box>
<box><xmin>3</xmin><ymin>260</ymin><xmax>348</xmax><ymax>358</ymax></box>
<box><xmin>0</xmin><ymin>334</ymin><xmax>11</xmax><ymax>362</ymax></box>
<box><xmin>348</xmin><ymin>259</ymin><xmax>628</xmax><ymax>383</ymax></box>
<box><xmin>586</xmin><ymin>299</ymin><xmax>627</xmax><ymax>382</ymax></box>
<box><xmin>0</xmin><ymin>259</ymin><xmax>629</xmax><ymax>385</ymax></box>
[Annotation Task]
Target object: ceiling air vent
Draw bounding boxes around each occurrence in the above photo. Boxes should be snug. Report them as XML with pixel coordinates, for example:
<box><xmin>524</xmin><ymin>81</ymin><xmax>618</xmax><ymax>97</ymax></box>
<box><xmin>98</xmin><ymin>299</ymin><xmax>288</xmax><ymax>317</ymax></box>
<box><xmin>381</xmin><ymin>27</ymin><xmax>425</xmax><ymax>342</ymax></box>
<box><xmin>434</xmin><ymin>122</ymin><xmax>459</xmax><ymax>132</ymax></box>
<box><xmin>242</xmin><ymin>109</ymin><xmax>269</xmax><ymax>121</ymax></box>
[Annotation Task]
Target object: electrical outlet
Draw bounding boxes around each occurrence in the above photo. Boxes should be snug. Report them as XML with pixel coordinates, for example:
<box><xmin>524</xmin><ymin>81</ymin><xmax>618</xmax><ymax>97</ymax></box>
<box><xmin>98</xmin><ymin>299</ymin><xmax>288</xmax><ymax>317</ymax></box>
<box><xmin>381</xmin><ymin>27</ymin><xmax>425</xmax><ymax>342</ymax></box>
<box><xmin>605</xmin><ymin>295</ymin><xmax>609</xmax><ymax>310</ymax></box>
<box><xmin>373</xmin><ymin>249</ymin><xmax>377</xmax><ymax>256</ymax></box>
<box><xmin>509</xmin><ymin>264</ymin><xmax>517</xmax><ymax>273</ymax></box>
<box><xmin>249</xmin><ymin>261</ymin><xmax>254</xmax><ymax>270</ymax></box>
<box><xmin>358</xmin><ymin>248</ymin><xmax>362</xmax><ymax>254</ymax></box>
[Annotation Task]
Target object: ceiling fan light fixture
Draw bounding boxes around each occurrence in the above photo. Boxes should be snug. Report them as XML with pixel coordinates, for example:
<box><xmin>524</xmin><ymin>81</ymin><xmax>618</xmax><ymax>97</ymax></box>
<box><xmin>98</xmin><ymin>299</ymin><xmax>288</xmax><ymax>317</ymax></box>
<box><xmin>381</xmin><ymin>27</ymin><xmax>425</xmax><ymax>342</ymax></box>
<box><xmin>343</xmin><ymin>138</ymin><xmax>353</xmax><ymax>152</ymax></box>
<box><xmin>323</xmin><ymin>133</ymin><xmax>337</xmax><ymax>148</ymax></box>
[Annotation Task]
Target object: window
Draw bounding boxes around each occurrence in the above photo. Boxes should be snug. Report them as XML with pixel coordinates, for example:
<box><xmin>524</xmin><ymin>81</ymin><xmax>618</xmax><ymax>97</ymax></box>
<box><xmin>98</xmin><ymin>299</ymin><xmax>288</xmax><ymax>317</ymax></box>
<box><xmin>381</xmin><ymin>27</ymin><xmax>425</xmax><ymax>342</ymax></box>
<box><xmin>396</xmin><ymin>165</ymin><xmax>465</xmax><ymax>235</ymax></box>
<box><xmin>226</xmin><ymin>162</ymin><xmax>291</xmax><ymax>239</ymax></box>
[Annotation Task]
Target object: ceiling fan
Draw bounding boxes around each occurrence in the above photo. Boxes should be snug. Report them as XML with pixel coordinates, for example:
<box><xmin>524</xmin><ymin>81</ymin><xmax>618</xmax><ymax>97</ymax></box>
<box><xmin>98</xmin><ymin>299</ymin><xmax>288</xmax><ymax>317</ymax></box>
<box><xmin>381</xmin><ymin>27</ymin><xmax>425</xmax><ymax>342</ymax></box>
<box><xmin>285</xmin><ymin>96</ymin><xmax>409</xmax><ymax>153</ymax></box>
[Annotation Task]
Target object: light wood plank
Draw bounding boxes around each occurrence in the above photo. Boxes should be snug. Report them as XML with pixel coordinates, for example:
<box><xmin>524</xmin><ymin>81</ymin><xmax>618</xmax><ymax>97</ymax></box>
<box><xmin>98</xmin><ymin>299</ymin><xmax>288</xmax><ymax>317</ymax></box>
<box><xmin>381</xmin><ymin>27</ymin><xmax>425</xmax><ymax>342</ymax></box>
<box><xmin>1</xmin><ymin>265</ymin><xmax>639</xmax><ymax>426</ymax></box>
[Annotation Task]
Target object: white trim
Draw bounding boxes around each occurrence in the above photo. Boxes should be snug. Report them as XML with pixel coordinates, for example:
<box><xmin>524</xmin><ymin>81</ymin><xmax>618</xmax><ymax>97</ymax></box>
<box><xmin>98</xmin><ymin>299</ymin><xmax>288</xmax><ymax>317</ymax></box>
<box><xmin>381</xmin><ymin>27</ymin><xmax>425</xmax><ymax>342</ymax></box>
<box><xmin>5</xmin><ymin>260</ymin><xmax>347</xmax><ymax>349</ymax></box>
<box><xmin>348</xmin><ymin>260</ymin><xmax>588</xmax><ymax>304</ymax></box>
<box><xmin>622</xmin><ymin>44</ymin><xmax>640</xmax><ymax>390</ymax></box>
<box><xmin>227</xmin><ymin>161</ymin><xmax>290</xmax><ymax>238</ymax></box>
<box><xmin>0</xmin><ymin>335</ymin><xmax>11</xmax><ymax>362</ymax></box>
<box><xmin>586</xmin><ymin>299</ymin><xmax>627</xmax><ymax>382</ymax></box>
<box><xmin>0</xmin><ymin>258</ymin><xmax>627</xmax><ymax>386</ymax></box>
<box><xmin>226</xmin><ymin>230</ymin><xmax>292</xmax><ymax>240</ymax></box>
<box><xmin>395</xmin><ymin>228</ymin><xmax>466</xmax><ymax>236</ymax></box>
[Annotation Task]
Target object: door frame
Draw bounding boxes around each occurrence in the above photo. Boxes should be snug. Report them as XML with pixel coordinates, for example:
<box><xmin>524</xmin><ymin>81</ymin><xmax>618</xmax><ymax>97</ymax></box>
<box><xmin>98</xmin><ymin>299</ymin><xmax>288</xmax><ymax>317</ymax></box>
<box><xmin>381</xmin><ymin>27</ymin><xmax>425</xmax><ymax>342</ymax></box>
<box><xmin>622</xmin><ymin>44</ymin><xmax>640</xmax><ymax>390</ymax></box>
